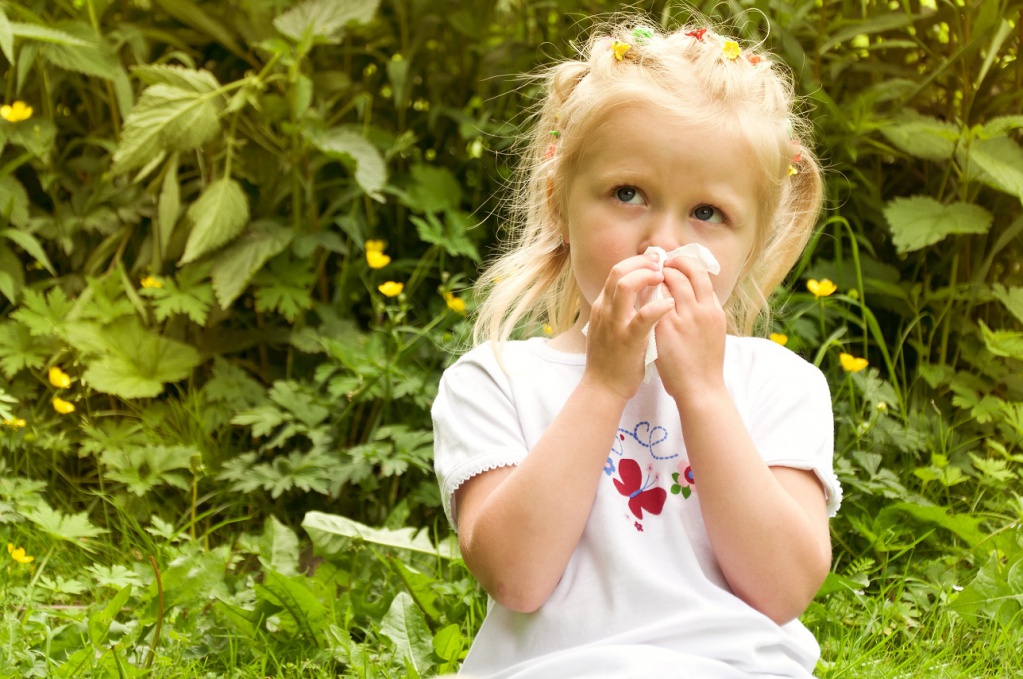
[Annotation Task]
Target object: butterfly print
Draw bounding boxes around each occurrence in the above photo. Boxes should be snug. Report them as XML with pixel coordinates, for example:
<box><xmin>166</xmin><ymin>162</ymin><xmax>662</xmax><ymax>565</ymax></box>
<box><xmin>613</xmin><ymin>458</ymin><xmax>667</xmax><ymax>520</ymax></box>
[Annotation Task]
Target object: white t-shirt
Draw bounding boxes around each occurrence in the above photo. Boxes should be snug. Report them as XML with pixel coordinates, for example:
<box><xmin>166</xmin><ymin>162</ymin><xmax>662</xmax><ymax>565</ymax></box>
<box><xmin>432</xmin><ymin>336</ymin><xmax>841</xmax><ymax>678</ymax></box>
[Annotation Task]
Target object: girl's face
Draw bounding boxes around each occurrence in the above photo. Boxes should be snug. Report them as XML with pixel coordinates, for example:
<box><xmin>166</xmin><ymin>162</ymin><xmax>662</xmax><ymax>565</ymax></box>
<box><xmin>561</xmin><ymin>104</ymin><xmax>763</xmax><ymax>325</ymax></box>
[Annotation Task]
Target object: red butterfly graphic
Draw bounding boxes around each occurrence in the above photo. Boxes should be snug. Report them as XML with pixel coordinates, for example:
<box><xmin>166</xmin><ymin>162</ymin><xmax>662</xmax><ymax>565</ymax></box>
<box><xmin>613</xmin><ymin>458</ymin><xmax>666</xmax><ymax>520</ymax></box>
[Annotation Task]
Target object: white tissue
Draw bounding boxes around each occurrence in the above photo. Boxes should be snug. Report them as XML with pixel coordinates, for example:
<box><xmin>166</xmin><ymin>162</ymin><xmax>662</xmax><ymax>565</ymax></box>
<box><xmin>639</xmin><ymin>245</ymin><xmax>720</xmax><ymax>379</ymax></box>
<box><xmin>581</xmin><ymin>244</ymin><xmax>721</xmax><ymax>381</ymax></box>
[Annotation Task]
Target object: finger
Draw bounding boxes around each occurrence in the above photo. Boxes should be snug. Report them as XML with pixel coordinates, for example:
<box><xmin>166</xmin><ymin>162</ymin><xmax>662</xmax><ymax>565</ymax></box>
<box><xmin>664</xmin><ymin>257</ymin><xmax>715</xmax><ymax>303</ymax></box>
<box><xmin>602</xmin><ymin>253</ymin><xmax>662</xmax><ymax>292</ymax></box>
<box><xmin>608</xmin><ymin>267</ymin><xmax>665</xmax><ymax>320</ymax></box>
<box><xmin>661</xmin><ymin>266</ymin><xmax>695</xmax><ymax>308</ymax></box>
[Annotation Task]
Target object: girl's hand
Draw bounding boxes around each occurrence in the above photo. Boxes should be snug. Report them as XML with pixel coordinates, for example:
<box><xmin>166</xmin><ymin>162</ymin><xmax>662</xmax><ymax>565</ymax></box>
<box><xmin>655</xmin><ymin>256</ymin><xmax>728</xmax><ymax>402</ymax></box>
<box><xmin>582</xmin><ymin>253</ymin><xmax>674</xmax><ymax>401</ymax></box>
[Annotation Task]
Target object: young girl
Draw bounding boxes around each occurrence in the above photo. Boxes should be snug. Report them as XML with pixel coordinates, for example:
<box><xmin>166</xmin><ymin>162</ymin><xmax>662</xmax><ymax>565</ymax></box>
<box><xmin>433</xmin><ymin>19</ymin><xmax>841</xmax><ymax>678</ymax></box>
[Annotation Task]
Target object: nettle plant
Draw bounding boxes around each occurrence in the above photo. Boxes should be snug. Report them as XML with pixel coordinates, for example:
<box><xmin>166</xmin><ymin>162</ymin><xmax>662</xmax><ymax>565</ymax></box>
<box><xmin>0</xmin><ymin>0</ymin><xmax>505</xmax><ymax>530</ymax></box>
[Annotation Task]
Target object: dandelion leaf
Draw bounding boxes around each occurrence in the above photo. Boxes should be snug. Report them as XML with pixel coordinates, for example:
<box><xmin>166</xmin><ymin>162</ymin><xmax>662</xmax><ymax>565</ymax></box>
<box><xmin>381</xmin><ymin>592</ymin><xmax>434</xmax><ymax>677</ymax></box>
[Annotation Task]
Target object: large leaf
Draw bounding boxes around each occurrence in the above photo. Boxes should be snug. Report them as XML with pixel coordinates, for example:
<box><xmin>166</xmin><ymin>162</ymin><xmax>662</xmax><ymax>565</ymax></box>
<box><xmin>883</xmin><ymin>196</ymin><xmax>992</xmax><ymax>253</ymax></box>
<box><xmin>69</xmin><ymin>320</ymin><xmax>202</xmax><ymax>399</ymax></box>
<box><xmin>0</xmin><ymin>175</ymin><xmax>29</xmax><ymax>227</ymax></box>
<box><xmin>877</xmin><ymin>502</ymin><xmax>985</xmax><ymax>548</ymax></box>
<box><xmin>302</xmin><ymin>511</ymin><xmax>457</xmax><ymax>559</ymax></box>
<box><xmin>305</xmin><ymin>127</ymin><xmax>386</xmax><ymax>200</ymax></box>
<box><xmin>40</xmin><ymin>22</ymin><xmax>121</xmax><ymax>81</ymax></box>
<box><xmin>131</xmin><ymin>64</ymin><xmax>220</xmax><ymax>92</ymax></box>
<box><xmin>880</xmin><ymin>112</ymin><xmax>959</xmax><ymax>161</ymax></box>
<box><xmin>979</xmin><ymin>320</ymin><xmax>1023</xmax><ymax>360</ymax></box>
<box><xmin>255</xmin><ymin>570</ymin><xmax>328</xmax><ymax>640</ymax></box>
<box><xmin>180</xmin><ymin>178</ymin><xmax>250</xmax><ymax>263</ymax></box>
<box><xmin>274</xmin><ymin>0</ymin><xmax>380</xmax><ymax>43</ymax></box>
<box><xmin>23</xmin><ymin>504</ymin><xmax>107</xmax><ymax>548</ymax></box>
<box><xmin>10</xmin><ymin>22</ymin><xmax>91</xmax><ymax>46</ymax></box>
<box><xmin>968</xmin><ymin>136</ymin><xmax>1023</xmax><ymax>202</ymax></box>
<box><xmin>380</xmin><ymin>592</ymin><xmax>434</xmax><ymax>677</ymax></box>
<box><xmin>210</xmin><ymin>221</ymin><xmax>293</xmax><ymax>308</ymax></box>
<box><xmin>992</xmin><ymin>285</ymin><xmax>1023</xmax><ymax>326</ymax></box>
<box><xmin>259</xmin><ymin>516</ymin><xmax>300</xmax><ymax>577</ymax></box>
<box><xmin>112</xmin><ymin>84</ymin><xmax>223</xmax><ymax>174</ymax></box>
<box><xmin>0</xmin><ymin>7</ymin><xmax>14</xmax><ymax>65</ymax></box>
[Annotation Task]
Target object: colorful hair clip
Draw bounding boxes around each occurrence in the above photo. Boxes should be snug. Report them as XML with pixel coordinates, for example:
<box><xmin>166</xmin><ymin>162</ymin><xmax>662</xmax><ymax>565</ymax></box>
<box><xmin>685</xmin><ymin>28</ymin><xmax>708</xmax><ymax>41</ymax></box>
<box><xmin>746</xmin><ymin>53</ymin><xmax>763</xmax><ymax>65</ymax></box>
<box><xmin>611</xmin><ymin>40</ymin><xmax>632</xmax><ymax>61</ymax></box>
<box><xmin>545</xmin><ymin>143</ymin><xmax>557</xmax><ymax>160</ymax></box>
<box><xmin>632</xmin><ymin>27</ymin><xmax>653</xmax><ymax>44</ymax></box>
<box><xmin>722</xmin><ymin>40</ymin><xmax>741</xmax><ymax>60</ymax></box>
<box><xmin>550</xmin><ymin>130</ymin><xmax>560</xmax><ymax>138</ymax></box>
<box><xmin>788</xmin><ymin>165</ymin><xmax>798</xmax><ymax>177</ymax></box>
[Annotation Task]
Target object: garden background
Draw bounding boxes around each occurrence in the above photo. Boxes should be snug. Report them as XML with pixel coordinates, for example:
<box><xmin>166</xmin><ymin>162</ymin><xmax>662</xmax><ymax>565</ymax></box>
<box><xmin>1</xmin><ymin>0</ymin><xmax>1022</xmax><ymax>676</ymax></box>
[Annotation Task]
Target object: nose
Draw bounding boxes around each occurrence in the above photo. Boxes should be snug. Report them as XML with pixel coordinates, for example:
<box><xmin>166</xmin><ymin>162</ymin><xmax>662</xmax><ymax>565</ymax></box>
<box><xmin>641</xmin><ymin>212</ymin><xmax>687</xmax><ymax>253</ymax></box>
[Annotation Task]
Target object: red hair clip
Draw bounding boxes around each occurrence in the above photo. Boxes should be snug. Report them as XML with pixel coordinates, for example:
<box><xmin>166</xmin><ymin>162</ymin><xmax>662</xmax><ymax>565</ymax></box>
<box><xmin>685</xmin><ymin>28</ymin><xmax>708</xmax><ymax>41</ymax></box>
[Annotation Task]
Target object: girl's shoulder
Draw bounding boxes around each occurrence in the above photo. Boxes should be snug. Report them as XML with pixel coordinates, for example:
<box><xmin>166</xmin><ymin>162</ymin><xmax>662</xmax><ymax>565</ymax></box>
<box><xmin>725</xmin><ymin>335</ymin><xmax>828</xmax><ymax>388</ymax></box>
<box><xmin>443</xmin><ymin>337</ymin><xmax>585</xmax><ymax>376</ymax></box>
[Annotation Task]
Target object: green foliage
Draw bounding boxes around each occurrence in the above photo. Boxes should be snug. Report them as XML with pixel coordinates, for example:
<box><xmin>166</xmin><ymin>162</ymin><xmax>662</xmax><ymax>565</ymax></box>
<box><xmin>1</xmin><ymin>0</ymin><xmax>1022</xmax><ymax>675</ymax></box>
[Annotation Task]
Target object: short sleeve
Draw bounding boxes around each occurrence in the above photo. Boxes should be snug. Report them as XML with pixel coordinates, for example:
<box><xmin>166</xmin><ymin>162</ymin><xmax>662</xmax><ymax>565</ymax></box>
<box><xmin>432</xmin><ymin>346</ymin><xmax>529</xmax><ymax>529</ymax></box>
<box><xmin>744</xmin><ymin>343</ymin><xmax>842</xmax><ymax>516</ymax></box>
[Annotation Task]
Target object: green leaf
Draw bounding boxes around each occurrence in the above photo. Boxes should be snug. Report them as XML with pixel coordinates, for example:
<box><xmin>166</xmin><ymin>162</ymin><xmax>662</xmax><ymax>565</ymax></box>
<box><xmin>380</xmin><ymin>592</ymin><xmax>434</xmax><ymax>677</ymax></box>
<box><xmin>157</xmin><ymin>156</ymin><xmax>180</xmax><ymax>261</ymax></box>
<box><xmin>0</xmin><ymin>7</ymin><xmax>14</xmax><ymax>65</ymax></box>
<box><xmin>88</xmin><ymin>585</ymin><xmax>133</xmax><ymax>646</ymax></box>
<box><xmin>152</xmin><ymin>0</ymin><xmax>247</xmax><ymax>59</ymax></box>
<box><xmin>274</xmin><ymin>0</ymin><xmax>381</xmax><ymax>43</ymax></box>
<box><xmin>0</xmin><ymin>245</ymin><xmax>21</xmax><ymax>303</ymax></box>
<box><xmin>302</xmin><ymin>511</ymin><xmax>457</xmax><ymax>559</ymax></box>
<box><xmin>432</xmin><ymin>624</ymin><xmax>464</xmax><ymax>663</ymax></box>
<box><xmin>255</xmin><ymin>570</ymin><xmax>328</xmax><ymax>641</ymax></box>
<box><xmin>879</xmin><ymin>112</ymin><xmax>959</xmax><ymax>161</ymax></box>
<box><xmin>72</xmin><ymin>320</ymin><xmax>201</xmax><ymax>399</ymax></box>
<box><xmin>40</xmin><ymin>22</ymin><xmax>121</xmax><ymax>81</ymax></box>
<box><xmin>305</xmin><ymin>126</ymin><xmax>386</xmax><ymax>200</ymax></box>
<box><xmin>112</xmin><ymin>84</ymin><xmax>223</xmax><ymax>174</ymax></box>
<box><xmin>101</xmin><ymin>445</ymin><xmax>194</xmax><ymax>495</ymax></box>
<box><xmin>0</xmin><ymin>320</ymin><xmax>49</xmax><ymax>377</ymax></box>
<box><xmin>131</xmin><ymin>64</ymin><xmax>220</xmax><ymax>92</ymax></box>
<box><xmin>210</xmin><ymin>221</ymin><xmax>293</xmax><ymax>308</ymax></box>
<box><xmin>968</xmin><ymin>136</ymin><xmax>1023</xmax><ymax>201</ymax></box>
<box><xmin>877</xmin><ymin>502</ymin><xmax>985</xmax><ymax>548</ymax></box>
<box><xmin>0</xmin><ymin>175</ymin><xmax>29</xmax><ymax>226</ymax></box>
<box><xmin>139</xmin><ymin>266</ymin><xmax>214</xmax><ymax>324</ymax></box>
<box><xmin>979</xmin><ymin>320</ymin><xmax>1023</xmax><ymax>360</ymax></box>
<box><xmin>883</xmin><ymin>196</ymin><xmax>992</xmax><ymax>253</ymax></box>
<box><xmin>180</xmin><ymin>178</ymin><xmax>250</xmax><ymax>263</ymax></box>
<box><xmin>980</xmin><ymin>115</ymin><xmax>1023</xmax><ymax>137</ymax></box>
<box><xmin>252</xmin><ymin>255</ymin><xmax>315</xmax><ymax>322</ymax></box>
<box><xmin>992</xmin><ymin>284</ymin><xmax>1023</xmax><ymax>326</ymax></box>
<box><xmin>24</xmin><ymin>504</ymin><xmax>107</xmax><ymax>548</ymax></box>
<box><xmin>404</xmin><ymin>164</ymin><xmax>462</xmax><ymax>214</ymax></box>
<box><xmin>2</xmin><ymin>228</ymin><xmax>55</xmax><ymax>274</ymax></box>
<box><xmin>10</xmin><ymin>22</ymin><xmax>91</xmax><ymax>47</ymax></box>
<box><xmin>11</xmin><ymin>287</ymin><xmax>74</xmax><ymax>337</ymax></box>
<box><xmin>259</xmin><ymin>516</ymin><xmax>300</xmax><ymax>577</ymax></box>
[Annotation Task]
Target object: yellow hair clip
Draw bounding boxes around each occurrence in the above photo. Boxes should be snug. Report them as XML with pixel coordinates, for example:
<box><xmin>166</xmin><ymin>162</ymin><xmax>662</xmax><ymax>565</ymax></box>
<box><xmin>611</xmin><ymin>41</ymin><xmax>632</xmax><ymax>61</ymax></box>
<box><xmin>722</xmin><ymin>40</ymin><xmax>741</xmax><ymax>61</ymax></box>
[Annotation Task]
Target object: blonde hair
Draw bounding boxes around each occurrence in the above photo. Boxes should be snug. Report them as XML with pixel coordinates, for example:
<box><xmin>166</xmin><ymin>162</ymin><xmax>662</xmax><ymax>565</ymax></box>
<box><xmin>472</xmin><ymin>18</ymin><xmax>823</xmax><ymax>346</ymax></box>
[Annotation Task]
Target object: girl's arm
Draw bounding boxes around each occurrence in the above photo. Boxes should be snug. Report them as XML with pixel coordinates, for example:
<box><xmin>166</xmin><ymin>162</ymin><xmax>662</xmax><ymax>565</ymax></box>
<box><xmin>656</xmin><ymin>258</ymin><xmax>831</xmax><ymax>625</ymax></box>
<box><xmin>454</xmin><ymin>255</ymin><xmax>674</xmax><ymax>613</ymax></box>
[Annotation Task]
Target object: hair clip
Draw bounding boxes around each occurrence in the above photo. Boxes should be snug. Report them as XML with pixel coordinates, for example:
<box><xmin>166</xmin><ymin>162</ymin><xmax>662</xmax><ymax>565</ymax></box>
<box><xmin>685</xmin><ymin>28</ymin><xmax>708</xmax><ymax>41</ymax></box>
<box><xmin>746</xmin><ymin>53</ymin><xmax>763</xmax><ymax>65</ymax></box>
<box><xmin>550</xmin><ymin>130</ymin><xmax>560</xmax><ymax>138</ymax></box>
<box><xmin>545</xmin><ymin>143</ymin><xmax>557</xmax><ymax>160</ymax></box>
<box><xmin>788</xmin><ymin>165</ymin><xmax>798</xmax><ymax>177</ymax></box>
<box><xmin>722</xmin><ymin>40</ymin><xmax>741</xmax><ymax>60</ymax></box>
<box><xmin>631</xmin><ymin>27</ymin><xmax>653</xmax><ymax>44</ymax></box>
<box><xmin>611</xmin><ymin>40</ymin><xmax>632</xmax><ymax>61</ymax></box>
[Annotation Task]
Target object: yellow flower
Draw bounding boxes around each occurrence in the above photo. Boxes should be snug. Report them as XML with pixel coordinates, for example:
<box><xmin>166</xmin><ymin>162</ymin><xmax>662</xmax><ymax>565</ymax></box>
<box><xmin>769</xmin><ymin>332</ymin><xmax>788</xmax><ymax>346</ymax></box>
<box><xmin>140</xmin><ymin>275</ymin><xmax>163</xmax><ymax>289</ymax></box>
<box><xmin>443</xmin><ymin>292</ymin><xmax>466</xmax><ymax>314</ymax></box>
<box><xmin>611</xmin><ymin>41</ymin><xmax>632</xmax><ymax>61</ymax></box>
<box><xmin>0</xmin><ymin>101</ymin><xmax>33</xmax><ymax>123</ymax></box>
<box><xmin>542</xmin><ymin>323</ymin><xmax>553</xmax><ymax>336</ymax></box>
<box><xmin>365</xmin><ymin>239</ymin><xmax>386</xmax><ymax>252</ymax></box>
<box><xmin>377</xmin><ymin>281</ymin><xmax>404</xmax><ymax>298</ymax></box>
<box><xmin>49</xmin><ymin>366</ymin><xmax>71</xmax><ymax>389</ymax></box>
<box><xmin>366</xmin><ymin>250</ymin><xmax>391</xmax><ymax>269</ymax></box>
<box><xmin>722</xmin><ymin>40</ymin><xmax>741</xmax><ymax>60</ymax></box>
<box><xmin>839</xmin><ymin>352</ymin><xmax>869</xmax><ymax>373</ymax></box>
<box><xmin>52</xmin><ymin>396</ymin><xmax>76</xmax><ymax>414</ymax></box>
<box><xmin>2</xmin><ymin>417</ymin><xmax>26</xmax><ymax>429</ymax></box>
<box><xmin>807</xmin><ymin>278</ymin><xmax>837</xmax><ymax>299</ymax></box>
<box><xmin>788</xmin><ymin>165</ymin><xmax>798</xmax><ymax>177</ymax></box>
<box><xmin>7</xmin><ymin>543</ymin><xmax>33</xmax><ymax>564</ymax></box>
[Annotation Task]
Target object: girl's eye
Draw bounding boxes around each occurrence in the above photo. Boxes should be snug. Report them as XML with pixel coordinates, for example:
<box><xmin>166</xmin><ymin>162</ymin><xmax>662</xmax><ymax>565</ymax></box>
<box><xmin>692</xmin><ymin>204</ymin><xmax>724</xmax><ymax>223</ymax></box>
<box><xmin>614</xmin><ymin>186</ymin><xmax>644</xmax><ymax>205</ymax></box>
